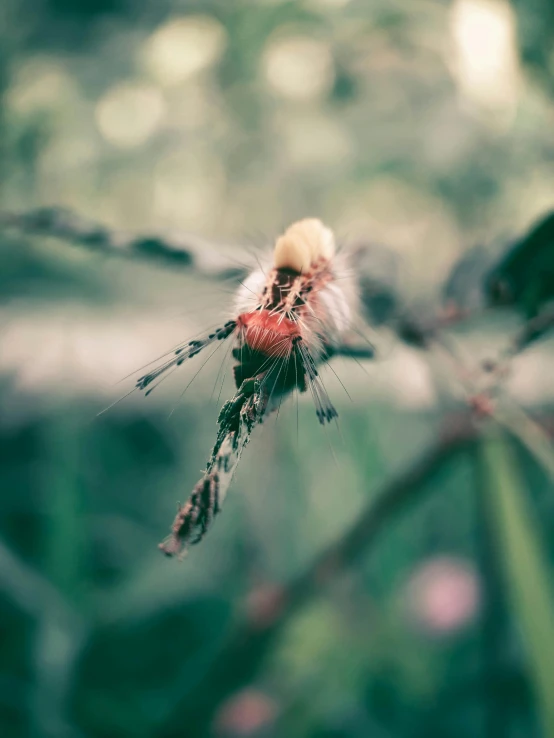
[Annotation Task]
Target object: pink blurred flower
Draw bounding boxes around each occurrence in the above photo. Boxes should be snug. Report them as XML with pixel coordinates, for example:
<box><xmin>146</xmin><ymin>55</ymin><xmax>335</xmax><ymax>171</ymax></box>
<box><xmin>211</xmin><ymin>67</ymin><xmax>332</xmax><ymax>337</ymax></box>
<box><xmin>214</xmin><ymin>688</ymin><xmax>278</xmax><ymax>736</ymax></box>
<box><xmin>407</xmin><ymin>556</ymin><xmax>480</xmax><ymax>634</ymax></box>
<box><xmin>245</xmin><ymin>584</ymin><xmax>286</xmax><ymax>629</ymax></box>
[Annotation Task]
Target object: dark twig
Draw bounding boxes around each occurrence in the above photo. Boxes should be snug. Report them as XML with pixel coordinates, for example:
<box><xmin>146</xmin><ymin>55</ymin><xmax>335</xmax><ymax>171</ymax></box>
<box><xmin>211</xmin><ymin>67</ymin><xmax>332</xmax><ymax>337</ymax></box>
<box><xmin>0</xmin><ymin>206</ymin><xmax>467</xmax><ymax>350</ymax></box>
<box><xmin>328</xmin><ymin>343</ymin><xmax>376</xmax><ymax>360</ymax></box>
<box><xmin>157</xmin><ymin>414</ymin><xmax>475</xmax><ymax>737</ymax></box>
<box><xmin>0</xmin><ymin>207</ymin><xmax>248</xmax><ymax>279</ymax></box>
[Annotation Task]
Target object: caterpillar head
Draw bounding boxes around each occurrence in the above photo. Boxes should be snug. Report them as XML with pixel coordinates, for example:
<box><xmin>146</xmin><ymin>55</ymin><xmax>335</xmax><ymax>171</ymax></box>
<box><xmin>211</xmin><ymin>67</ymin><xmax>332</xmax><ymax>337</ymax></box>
<box><xmin>273</xmin><ymin>218</ymin><xmax>335</xmax><ymax>273</ymax></box>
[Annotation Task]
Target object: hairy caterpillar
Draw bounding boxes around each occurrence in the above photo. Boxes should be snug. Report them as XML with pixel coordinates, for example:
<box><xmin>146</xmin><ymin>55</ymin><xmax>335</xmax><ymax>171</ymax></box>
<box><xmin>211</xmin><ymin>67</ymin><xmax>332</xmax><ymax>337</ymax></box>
<box><xmin>134</xmin><ymin>218</ymin><xmax>363</xmax><ymax>556</ymax></box>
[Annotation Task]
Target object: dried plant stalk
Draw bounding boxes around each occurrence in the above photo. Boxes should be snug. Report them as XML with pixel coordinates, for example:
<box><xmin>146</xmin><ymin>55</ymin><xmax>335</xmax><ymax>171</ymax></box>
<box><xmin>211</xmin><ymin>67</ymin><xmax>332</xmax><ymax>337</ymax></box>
<box><xmin>159</xmin><ymin>376</ymin><xmax>268</xmax><ymax>558</ymax></box>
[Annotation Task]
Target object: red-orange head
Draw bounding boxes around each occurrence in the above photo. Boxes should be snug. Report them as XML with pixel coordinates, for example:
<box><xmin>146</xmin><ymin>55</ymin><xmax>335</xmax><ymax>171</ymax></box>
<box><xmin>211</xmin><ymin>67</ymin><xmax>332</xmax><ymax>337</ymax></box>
<box><xmin>237</xmin><ymin>310</ymin><xmax>301</xmax><ymax>357</ymax></box>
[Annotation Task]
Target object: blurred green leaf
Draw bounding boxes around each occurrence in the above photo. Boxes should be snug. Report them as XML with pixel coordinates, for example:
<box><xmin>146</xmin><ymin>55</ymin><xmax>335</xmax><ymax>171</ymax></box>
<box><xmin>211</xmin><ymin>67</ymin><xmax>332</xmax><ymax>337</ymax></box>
<box><xmin>42</xmin><ymin>415</ymin><xmax>85</xmax><ymax>602</ymax></box>
<box><xmin>481</xmin><ymin>430</ymin><xmax>554</xmax><ymax>738</ymax></box>
<box><xmin>70</xmin><ymin>597</ymin><xmax>232</xmax><ymax>737</ymax></box>
<box><xmin>510</xmin><ymin>0</ymin><xmax>554</xmax><ymax>96</ymax></box>
<box><xmin>486</xmin><ymin>211</ymin><xmax>554</xmax><ymax>318</ymax></box>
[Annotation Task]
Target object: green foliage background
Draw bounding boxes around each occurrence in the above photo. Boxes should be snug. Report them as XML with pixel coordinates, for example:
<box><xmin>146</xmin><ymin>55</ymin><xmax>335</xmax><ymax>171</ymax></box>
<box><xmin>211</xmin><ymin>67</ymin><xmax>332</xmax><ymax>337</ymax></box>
<box><xmin>1</xmin><ymin>1</ymin><xmax>554</xmax><ymax>737</ymax></box>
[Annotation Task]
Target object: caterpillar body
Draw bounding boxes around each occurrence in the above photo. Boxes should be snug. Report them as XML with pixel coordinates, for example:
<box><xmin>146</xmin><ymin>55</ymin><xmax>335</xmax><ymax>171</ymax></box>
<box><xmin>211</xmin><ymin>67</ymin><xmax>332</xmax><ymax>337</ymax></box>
<box><xmin>135</xmin><ymin>218</ymin><xmax>362</xmax><ymax>556</ymax></box>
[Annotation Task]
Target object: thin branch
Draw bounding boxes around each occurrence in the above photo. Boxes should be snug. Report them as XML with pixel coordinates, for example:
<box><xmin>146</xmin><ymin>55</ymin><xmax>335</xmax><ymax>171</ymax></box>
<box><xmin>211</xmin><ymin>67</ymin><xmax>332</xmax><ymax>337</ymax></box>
<box><xmin>0</xmin><ymin>207</ymin><xmax>248</xmax><ymax>279</ymax></box>
<box><xmin>330</xmin><ymin>343</ymin><xmax>376</xmax><ymax>360</ymax></box>
<box><xmin>0</xmin><ymin>206</ymin><xmax>442</xmax><ymax>352</ymax></box>
<box><xmin>157</xmin><ymin>414</ymin><xmax>475</xmax><ymax>738</ymax></box>
<box><xmin>6</xmin><ymin>207</ymin><xmax>553</xmax><ymax>357</ymax></box>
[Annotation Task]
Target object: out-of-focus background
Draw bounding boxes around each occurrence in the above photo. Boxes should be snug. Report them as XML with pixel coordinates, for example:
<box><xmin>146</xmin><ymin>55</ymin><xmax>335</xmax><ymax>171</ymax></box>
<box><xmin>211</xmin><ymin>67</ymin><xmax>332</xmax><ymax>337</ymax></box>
<box><xmin>1</xmin><ymin>0</ymin><xmax>554</xmax><ymax>737</ymax></box>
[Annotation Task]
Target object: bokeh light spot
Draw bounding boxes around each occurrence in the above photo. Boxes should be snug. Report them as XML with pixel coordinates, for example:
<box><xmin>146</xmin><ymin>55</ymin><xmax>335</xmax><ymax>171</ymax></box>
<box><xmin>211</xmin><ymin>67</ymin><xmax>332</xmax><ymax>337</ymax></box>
<box><xmin>143</xmin><ymin>15</ymin><xmax>227</xmax><ymax>86</ymax></box>
<box><xmin>449</xmin><ymin>0</ymin><xmax>521</xmax><ymax>120</ymax></box>
<box><xmin>263</xmin><ymin>36</ymin><xmax>335</xmax><ymax>101</ymax></box>
<box><xmin>7</xmin><ymin>57</ymin><xmax>77</xmax><ymax>113</ymax></box>
<box><xmin>95</xmin><ymin>82</ymin><xmax>166</xmax><ymax>148</ymax></box>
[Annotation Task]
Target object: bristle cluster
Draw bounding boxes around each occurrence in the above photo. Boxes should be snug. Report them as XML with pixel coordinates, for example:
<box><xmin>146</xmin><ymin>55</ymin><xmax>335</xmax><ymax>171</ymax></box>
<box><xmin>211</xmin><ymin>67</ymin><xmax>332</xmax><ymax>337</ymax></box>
<box><xmin>273</xmin><ymin>218</ymin><xmax>335</xmax><ymax>273</ymax></box>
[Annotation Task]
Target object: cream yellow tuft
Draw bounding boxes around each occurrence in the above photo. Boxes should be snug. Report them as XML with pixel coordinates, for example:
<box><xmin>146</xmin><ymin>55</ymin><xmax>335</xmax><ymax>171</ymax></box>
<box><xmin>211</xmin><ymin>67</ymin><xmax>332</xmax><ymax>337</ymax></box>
<box><xmin>273</xmin><ymin>218</ymin><xmax>335</xmax><ymax>272</ymax></box>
